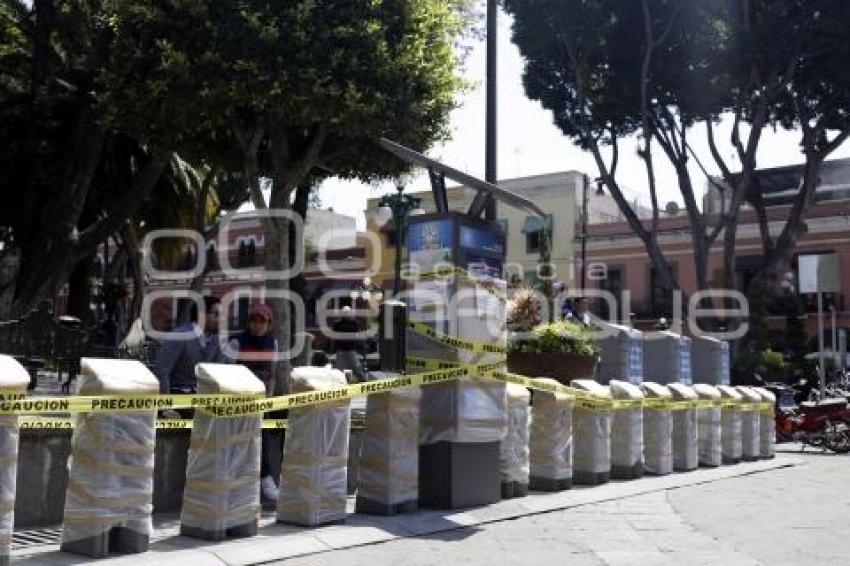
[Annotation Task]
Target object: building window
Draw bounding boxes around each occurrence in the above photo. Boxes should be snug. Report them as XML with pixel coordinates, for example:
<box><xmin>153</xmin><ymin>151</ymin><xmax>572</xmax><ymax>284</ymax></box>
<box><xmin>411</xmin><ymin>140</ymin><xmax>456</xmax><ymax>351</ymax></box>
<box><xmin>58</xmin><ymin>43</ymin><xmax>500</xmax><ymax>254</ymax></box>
<box><xmin>521</xmin><ymin>214</ymin><xmax>552</xmax><ymax>255</ymax></box>
<box><xmin>238</xmin><ymin>238</ymin><xmax>257</xmax><ymax>268</ymax></box>
<box><xmin>599</xmin><ymin>266</ymin><xmax>624</xmax><ymax>320</ymax></box>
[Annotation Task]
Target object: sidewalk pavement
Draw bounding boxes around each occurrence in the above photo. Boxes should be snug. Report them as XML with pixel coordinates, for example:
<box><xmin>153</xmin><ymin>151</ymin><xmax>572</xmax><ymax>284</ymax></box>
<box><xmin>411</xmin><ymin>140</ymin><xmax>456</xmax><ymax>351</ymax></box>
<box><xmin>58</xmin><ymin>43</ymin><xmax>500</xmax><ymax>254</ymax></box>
<box><xmin>12</xmin><ymin>454</ymin><xmax>802</xmax><ymax>566</ymax></box>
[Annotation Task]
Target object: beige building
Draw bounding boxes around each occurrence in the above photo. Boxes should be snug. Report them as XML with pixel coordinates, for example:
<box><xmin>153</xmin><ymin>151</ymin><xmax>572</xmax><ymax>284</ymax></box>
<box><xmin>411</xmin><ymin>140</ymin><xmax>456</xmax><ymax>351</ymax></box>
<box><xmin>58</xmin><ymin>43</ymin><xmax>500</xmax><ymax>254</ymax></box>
<box><xmin>365</xmin><ymin>171</ymin><xmax>630</xmax><ymax>287</ymax></box>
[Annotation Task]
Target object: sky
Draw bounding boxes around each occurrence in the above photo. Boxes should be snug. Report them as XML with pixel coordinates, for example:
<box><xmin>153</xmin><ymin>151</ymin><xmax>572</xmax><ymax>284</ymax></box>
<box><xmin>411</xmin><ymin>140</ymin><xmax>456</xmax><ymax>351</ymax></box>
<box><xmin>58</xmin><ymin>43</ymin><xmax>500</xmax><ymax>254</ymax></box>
<box><xmin>317</xmin><ymin>7</ymin><xmax>850</xmax><ymax>231</ymax></box>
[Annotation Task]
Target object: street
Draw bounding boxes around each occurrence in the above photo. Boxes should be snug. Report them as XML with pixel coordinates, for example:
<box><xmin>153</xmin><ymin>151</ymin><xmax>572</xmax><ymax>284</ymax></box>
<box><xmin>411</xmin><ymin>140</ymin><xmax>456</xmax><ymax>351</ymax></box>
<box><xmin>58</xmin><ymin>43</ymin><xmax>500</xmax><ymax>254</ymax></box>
<box><xmin>272</xmin><ymin>448</ymin><xmax>849</xmax><ymax>566</ymax></box>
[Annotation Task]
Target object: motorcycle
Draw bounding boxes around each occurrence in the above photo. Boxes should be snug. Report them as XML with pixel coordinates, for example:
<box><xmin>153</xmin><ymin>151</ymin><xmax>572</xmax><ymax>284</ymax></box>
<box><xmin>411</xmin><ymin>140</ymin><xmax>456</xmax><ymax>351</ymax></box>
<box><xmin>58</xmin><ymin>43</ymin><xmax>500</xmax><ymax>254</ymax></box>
<box><xmin>775</xmin><ymin>397</ymin><xmax>850</xmax><ymax>453</ymax></box>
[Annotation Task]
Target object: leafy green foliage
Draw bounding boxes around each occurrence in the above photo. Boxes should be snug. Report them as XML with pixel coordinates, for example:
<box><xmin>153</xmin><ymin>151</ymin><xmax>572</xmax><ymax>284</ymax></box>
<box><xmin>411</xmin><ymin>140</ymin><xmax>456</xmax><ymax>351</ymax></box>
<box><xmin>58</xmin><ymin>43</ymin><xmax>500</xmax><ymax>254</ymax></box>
<box><xmin>510</xmin><ymin>320</ymin><xmax>600</xmax><ymax>357</ymax></box>
<box><xmin>106</xmin><ymin>0</ymin><xmax>468</xmax><ymax>182</ymax></box>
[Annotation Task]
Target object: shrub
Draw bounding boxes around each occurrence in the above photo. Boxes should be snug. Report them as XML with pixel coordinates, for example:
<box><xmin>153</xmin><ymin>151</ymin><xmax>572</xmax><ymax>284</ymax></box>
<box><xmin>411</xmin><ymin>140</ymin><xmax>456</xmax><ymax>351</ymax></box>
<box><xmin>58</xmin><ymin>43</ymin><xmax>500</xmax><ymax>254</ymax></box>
<box><xmin>509</xmin><ymin>320</ymin><xmax>600</xmax><ymax>357</ymax></box>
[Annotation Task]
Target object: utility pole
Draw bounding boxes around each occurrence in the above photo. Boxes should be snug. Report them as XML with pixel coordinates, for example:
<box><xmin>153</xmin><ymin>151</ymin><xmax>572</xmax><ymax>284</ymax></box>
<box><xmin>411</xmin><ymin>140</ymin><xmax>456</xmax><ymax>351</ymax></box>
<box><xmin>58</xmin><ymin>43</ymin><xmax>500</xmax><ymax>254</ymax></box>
<box><xmin>581</xmin><ymin>174</ymin><xmax>589</xmax><ymax>291</ymax></box>
<box><xmin>485</xmin><ymin>0</ymin><xmax>497</xmax><ymax>220</ymax></box>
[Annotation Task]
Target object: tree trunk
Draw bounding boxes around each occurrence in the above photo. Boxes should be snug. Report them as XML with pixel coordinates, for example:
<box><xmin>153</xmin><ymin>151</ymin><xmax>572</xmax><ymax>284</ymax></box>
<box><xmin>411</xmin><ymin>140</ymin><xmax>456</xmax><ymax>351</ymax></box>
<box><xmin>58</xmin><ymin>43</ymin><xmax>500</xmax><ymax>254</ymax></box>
<box><xmin>290</xmin><ymin>183</ymin><xmax>311</xmax><ymax>340</ymax></box>
<box><xmin>65</xmin><ymin>255</ymin><xmax>94</xmax><ymax>323</ymax></box>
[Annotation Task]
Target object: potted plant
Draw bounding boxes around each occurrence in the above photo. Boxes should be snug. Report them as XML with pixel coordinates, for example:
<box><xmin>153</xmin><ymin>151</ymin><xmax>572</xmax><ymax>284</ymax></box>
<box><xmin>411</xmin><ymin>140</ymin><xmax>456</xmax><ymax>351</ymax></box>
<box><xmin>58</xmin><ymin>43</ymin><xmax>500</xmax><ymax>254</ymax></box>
<box><xmin>507</xmin><ymin>319</ymin><xmax>600</xmax><ymax>384</ymax></box>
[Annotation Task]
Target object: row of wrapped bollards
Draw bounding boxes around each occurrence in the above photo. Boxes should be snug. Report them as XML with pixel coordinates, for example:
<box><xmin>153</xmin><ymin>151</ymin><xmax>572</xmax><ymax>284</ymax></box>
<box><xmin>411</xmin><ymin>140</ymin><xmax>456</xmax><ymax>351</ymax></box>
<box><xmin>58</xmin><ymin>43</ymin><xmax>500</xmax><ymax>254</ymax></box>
<box><xmin>0</xmin><ymin>353</ymin><xmax>777</xmax><ymax>562</ymax></box>
<box><xmin>496</xmin><ymin>379</ymin><xmax>776</xmax><ymax>498</ymax></box>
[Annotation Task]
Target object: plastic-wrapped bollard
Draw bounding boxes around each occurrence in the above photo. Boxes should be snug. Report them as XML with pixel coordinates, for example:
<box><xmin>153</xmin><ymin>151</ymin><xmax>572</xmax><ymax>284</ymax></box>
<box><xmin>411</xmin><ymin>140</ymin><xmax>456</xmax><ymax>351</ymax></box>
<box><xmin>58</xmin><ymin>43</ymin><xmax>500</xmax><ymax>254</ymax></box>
<box><xmin>608</xmin><ymin>381</ymin><xmax>644</xmax><ymax>480</ymax></box>
<box><xmin>0</xmin><ymin>355</ymin><xmax>30</xmax><ymax>566</ymax></box>
<box><xmin>752</xmin><ymin>387</ymin><xmax>775</xmax><ymax>459</ymax></box>
<box><xmin>277</xmin><ymin>367</ymin><xmax>351</xmax><ymax>526</ymax></box>
<box><xmin>356</xmin><ymin>372</ymin><xmax>421</xmax><ymax>515</ymax></box>
<box><xmin>693</xmin><ymin>384</ymin><xmax>722</xmax><ymax>467</ymax></box>
<box><xmin>570</xmin><ymin>380</ymin><xmax>611</xmax><ymax>485</ymax></box>
<box><xmin>668</xmin><ymin>384</ymin><xmax>698</xmax><ymax>472</ymax></box>
<box><xmin>61</xmin><ymin>359</ymin><xmax>159</xmax><ymax>558</ymax></box>
<box><xmin>500</xmin><ymin>384</ymin><xmax>530</xmax><ymax>498</ymax></box>
<box><xmin>717</xmin><ymin>386</ymin><xmax>743</xmax><ymax>464</ymax></box>
<box><xmin>736</xmin><ymin>386</ymin><xmax>761</xmax><ymax>461</ymax></box>
<box><xmin>640</xmin><ymin>382</ymin><xmax>672</xmax><ymax>475</ymax></box>
<box><xmin>180</xmin><ymin>363</ymin><xmax>264</xmax><ymax>540</ymax></box>
<box><xmin>529</xmin><ymin>378</ymin><xmax>573</xmax><ymax>491</ymax></box>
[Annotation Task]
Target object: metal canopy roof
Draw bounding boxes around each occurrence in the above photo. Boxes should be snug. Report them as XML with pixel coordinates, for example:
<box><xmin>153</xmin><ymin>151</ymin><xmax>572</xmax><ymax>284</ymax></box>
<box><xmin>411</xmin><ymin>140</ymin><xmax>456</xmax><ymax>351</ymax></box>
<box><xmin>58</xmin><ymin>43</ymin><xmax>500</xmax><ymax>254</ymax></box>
<box><xmin>379</xmin><ymin>138</ymin><xmax>548</xmax><ymax>219</ymax></box>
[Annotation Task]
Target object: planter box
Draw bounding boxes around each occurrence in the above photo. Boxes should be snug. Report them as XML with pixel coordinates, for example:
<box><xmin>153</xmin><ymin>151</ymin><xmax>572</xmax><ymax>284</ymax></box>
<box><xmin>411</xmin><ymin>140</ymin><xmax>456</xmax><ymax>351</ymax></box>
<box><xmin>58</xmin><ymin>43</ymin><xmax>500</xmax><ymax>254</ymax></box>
<box><xmin>507</xmin><ymin>352</ymin><xmax>598</xmax><ymax>384</ymax></box>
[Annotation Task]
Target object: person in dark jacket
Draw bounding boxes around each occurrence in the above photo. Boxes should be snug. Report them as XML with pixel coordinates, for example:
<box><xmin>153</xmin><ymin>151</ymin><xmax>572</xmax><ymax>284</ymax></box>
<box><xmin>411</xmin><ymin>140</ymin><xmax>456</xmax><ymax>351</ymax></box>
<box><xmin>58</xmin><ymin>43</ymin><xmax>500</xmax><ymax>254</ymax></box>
<box><xmin>228</xmin><ymin>303</ymin><xmax>286</xmax><ymax>506</ymax></box>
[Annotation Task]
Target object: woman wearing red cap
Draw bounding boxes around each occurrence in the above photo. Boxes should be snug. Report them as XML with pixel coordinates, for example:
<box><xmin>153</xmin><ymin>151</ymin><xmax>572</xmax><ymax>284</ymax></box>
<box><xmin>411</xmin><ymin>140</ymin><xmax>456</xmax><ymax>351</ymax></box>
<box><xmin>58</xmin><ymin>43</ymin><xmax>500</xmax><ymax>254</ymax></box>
<box><xmin>229</xmin><ymin>302</ymin><xmax>282</xmax><ymax>506</ymax></box>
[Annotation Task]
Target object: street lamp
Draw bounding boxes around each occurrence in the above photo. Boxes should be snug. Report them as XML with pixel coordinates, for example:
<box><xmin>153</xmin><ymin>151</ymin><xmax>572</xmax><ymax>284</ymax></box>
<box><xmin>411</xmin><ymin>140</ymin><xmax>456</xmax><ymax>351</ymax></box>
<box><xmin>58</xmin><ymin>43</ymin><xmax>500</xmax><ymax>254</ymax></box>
<box><xmin>377</xmin><ymin>184</ymin><xmax>421</xmax><ymax>297</ymax></box>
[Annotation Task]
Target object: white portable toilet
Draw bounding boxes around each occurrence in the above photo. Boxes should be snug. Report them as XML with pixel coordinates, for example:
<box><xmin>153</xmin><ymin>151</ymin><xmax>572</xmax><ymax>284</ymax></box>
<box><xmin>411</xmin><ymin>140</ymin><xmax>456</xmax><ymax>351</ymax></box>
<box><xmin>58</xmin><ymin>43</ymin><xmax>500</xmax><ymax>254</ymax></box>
<box><xmin>596</xmin><ymin>323</ymin><xmax>644</xmax><ymax>385</ymax></box>
<box><xmin>608</xmin><ymin>380</ymin><xmax>644</xmax><ymax>479</ymax></box>
<box><xmin>736</xmin><ymin>386</ymin><xmax>762</xmax><ymax>461</ymax></box>
<box><xmin>752</xmin><ymin>387</ymin><xmax>776</xmax><ymax>459</ymax></box>
<box><xmin>643</xmin><ymin>331</ymin><xmax>692</xmax><ymax>385</ymax></box>
<box><xmin>0</xmin><ymin>355</ymin><xmax>30</xmax><ymax>566</ymax></box>
<box><xmin>640</xmin><ymin>382</ymin><xmax>672</xmax><ymax>475</ymax></box>
<box><xmin>691</xmin><ymin>336</ymin><xmax>730</xmax><ymax>385</ymax></box>
<box><xmin>570</xmin><ymin>380</ymin><xmax>612</xmax><ymax>485</ymax></box>
<box><xmin>717</xmin><ymin>385</ymin><xmax>743</xmax><ymax>464</ymax></box>
<box><xmin>693</xmin><ymin>384</ymin><xmax>722</xmax><ymax>467</ymax></box>
<box><xmin>668</xmin><ymin>383</ymin><xmax>698</xmax><ymax>471</ymax></box>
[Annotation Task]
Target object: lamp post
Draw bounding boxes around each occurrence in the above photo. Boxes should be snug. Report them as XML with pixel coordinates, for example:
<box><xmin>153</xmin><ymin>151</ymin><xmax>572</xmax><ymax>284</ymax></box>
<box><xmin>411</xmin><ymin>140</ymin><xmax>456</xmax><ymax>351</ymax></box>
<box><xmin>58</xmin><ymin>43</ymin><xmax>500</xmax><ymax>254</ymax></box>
<box><xmin>378</xmin><ymin>185</ymin><xmax>422</xmax><ymax>297</ymax></box>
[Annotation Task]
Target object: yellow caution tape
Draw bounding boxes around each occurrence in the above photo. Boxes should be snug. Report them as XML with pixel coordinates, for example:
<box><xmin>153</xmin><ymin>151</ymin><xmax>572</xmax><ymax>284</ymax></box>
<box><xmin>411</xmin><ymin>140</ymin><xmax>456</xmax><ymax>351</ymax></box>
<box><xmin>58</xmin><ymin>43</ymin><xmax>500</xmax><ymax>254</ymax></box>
<box><xmin>0</xmin><ymin>393</ymin><xmax>265</xmax><ymax>416</ymax></box>
<box><xmin>406</xmin><ymin>356</ymin><xmax>462</xmax><ymax>370</ymax></box>
<box><xmin>15</xmin><ymin>418</ymin><xmax>372</xmax><ymax>431</ymax></box>
<box><xmin>407</xmin><ymin>320</ymin><xmax>507</xmax><ymax>354</ymax></box>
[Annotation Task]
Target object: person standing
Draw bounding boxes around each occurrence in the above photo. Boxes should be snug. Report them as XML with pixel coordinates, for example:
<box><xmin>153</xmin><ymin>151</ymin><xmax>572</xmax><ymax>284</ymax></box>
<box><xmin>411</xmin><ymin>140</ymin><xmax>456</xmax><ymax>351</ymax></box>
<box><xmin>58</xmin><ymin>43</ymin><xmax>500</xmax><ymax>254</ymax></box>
<box><xmin>154</xmin><ymin>296</ymin><xmax>227</xmax><ymax>396</ymax></box>
<box><xmin>228</xmin><ymin>303</ymin><xmax>288</xmax><ymax>506</ymax></box>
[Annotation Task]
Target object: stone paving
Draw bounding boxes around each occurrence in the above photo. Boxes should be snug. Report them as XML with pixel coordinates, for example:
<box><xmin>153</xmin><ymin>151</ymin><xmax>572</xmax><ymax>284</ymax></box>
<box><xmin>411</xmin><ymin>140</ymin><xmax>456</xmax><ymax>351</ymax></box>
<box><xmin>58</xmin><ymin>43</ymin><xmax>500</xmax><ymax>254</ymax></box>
<box><xmin>10</xmin><ymin>453</ymin><xmax>808</xmax><ymax>565</ymax></box>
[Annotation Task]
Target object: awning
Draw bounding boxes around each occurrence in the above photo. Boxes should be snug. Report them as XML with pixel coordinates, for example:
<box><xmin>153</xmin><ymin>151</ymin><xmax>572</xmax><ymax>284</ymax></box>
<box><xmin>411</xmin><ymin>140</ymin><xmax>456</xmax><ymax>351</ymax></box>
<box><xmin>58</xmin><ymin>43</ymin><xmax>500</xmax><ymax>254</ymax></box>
<box><xmin>521</xmin><ymin>215</ymin><xmax>552</xmax><ymax>234</ymax></box>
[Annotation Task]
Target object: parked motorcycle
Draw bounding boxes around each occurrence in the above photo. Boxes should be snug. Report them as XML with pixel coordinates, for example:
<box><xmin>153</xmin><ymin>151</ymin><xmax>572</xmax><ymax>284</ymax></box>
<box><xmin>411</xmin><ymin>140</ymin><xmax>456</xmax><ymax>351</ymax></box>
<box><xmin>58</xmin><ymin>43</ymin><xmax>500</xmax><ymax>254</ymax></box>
<box><xmin>775</xmin><ymin>397</ymin><xmax>850</xmax><ymax>453</ymax></box>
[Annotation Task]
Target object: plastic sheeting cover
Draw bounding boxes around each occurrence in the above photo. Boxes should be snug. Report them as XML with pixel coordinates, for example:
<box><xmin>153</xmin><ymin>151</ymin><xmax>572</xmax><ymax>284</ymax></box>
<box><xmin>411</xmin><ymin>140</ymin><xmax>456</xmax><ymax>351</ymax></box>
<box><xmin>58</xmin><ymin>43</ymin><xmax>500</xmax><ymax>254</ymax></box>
<box><xmin>668</xmin><ymin>383</ymin><xmax>698</xmax><ymax>471</ymax></box>
<box><xmin>640</xmin><ymin>382</ymin><xmax>672</xmax><ymax>475</ymax></box>
<box><xmin>570</xmin><ymin>380</ymin><xmax>611</xmax><ymax>475</ymax></box>
<box><xmin>358</xmin><ymin>375</ymin><xmax>422</xmax><ymax>506</ymax></box>
<box><xmin>608</xmin><ymin>380</ymin><xmax>644</xmax><ymax>470</ymax></box>
<box><xmin>596</xmin><ymin>323</ymin><xmax>644</xmax><ymax>384</ymax></box>
<box><xmin>277</xmin><ymin>367</ymin><xmax>351</xmax><ymax>526</ymax></box>
<box><xmin>0</xmin><ymin>355</ymin><xmax>29</xmax><ymax>561</ymax></box>
<box><xmin>529</xmin><ymin>378</ymin><xmax>573</xmax><ymax>481</ymax></box>
<box><xmin>736</xmin><ymin>386</ymin><xmax>762</xmax><ymax>459</ymax></box>
<box><xmin>693</xmin><ymin>384</ymin><xmax>722</xmax><ymax>467</ymax></box>
<box><xmin>752</xmin><ymin>387</ymin><xmax>776</xmax><ymax>458</ymax></box>
<box><xmin>61</xmin><ymin>359</ymin><xmax>159</xmax><ymax>546</ymax></box>
<box><xmin>181</xmin><ymin>364</ymin><xmax>264</xmax><ymax>534</ymax></box>
<box><xmin>642</xmin><ymin>332</ymin><xmax>691</xmax><ymax>385</ymax></box>
<box><xmin>717</xmin><ymin>385</ymin><xmax>743</xmax><ymax>461</ymax></box>
<box><xmin>500</xmin><ymin>384</ymin><xmax>530</xmax><ymax>484</ymax></box>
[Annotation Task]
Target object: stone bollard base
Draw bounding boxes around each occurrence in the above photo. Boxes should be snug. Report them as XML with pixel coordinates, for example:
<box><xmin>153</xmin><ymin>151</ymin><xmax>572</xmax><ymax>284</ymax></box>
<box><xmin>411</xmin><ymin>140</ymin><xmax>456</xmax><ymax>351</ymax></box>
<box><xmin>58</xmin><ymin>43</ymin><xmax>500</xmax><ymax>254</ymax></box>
<box><xmin>529</xmin><ymin>476</ymin><xmax>572</xmax><ymax>492</ymax></box>
<box><xmin>180</xmin><ymin>520</ymin><xmax>258</xmax><ymax>542</ymax></box>
<box><xmin>61</xmin><ymin>526</ymin><xmax>149</xmax><ymax>558</ymax></box>
<box><xmin>500</xmin><ymin>481</ymin><xmax>529</xmax><ymax>499</ymax></box>
<box><xmin>611</xmin><ymin>463</ymin><xmax>644</xmax><ymax>480</ymax></box>
<box><xmin>419</xmin><ymin>441</ymin><xmax>501</xmax><ymax>509</ymax></box>
<box><xmin>355</xmin><ymin>498</ymin><xmax>418</xmax><ymax>516</ymax></box>
<box><xmin>573</xmin><ymin>471</ymin><xmax>610</xmax><ymax>486</ymax></box>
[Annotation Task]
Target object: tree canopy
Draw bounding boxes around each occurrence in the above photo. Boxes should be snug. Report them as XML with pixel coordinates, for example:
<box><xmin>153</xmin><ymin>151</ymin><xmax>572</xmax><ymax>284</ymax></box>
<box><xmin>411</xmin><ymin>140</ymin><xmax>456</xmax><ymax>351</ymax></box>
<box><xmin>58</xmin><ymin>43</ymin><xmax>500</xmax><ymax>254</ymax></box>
<box><xmin>504</xmin><ymin>0</ymin><xmax>850</xmax><ymax>325</ymax></box>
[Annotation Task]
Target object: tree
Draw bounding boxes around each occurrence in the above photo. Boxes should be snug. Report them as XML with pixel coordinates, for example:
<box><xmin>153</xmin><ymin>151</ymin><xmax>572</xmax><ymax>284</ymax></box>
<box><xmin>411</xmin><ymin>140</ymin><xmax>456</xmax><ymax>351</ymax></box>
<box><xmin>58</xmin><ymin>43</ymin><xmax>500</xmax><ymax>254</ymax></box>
<box><xmin>503</xmin><ymin>0</ymin><xmax>850</xmax><ymax>328</ymax></box>
<box><xmin>0</xmin><ymin>0</ymin><xmax>215</xmax><ymax>315</ymax></box>
<box><xmin>111</xmin><ymin>1</ymin><xmax>469</xmax><ymax>385</ymax></box>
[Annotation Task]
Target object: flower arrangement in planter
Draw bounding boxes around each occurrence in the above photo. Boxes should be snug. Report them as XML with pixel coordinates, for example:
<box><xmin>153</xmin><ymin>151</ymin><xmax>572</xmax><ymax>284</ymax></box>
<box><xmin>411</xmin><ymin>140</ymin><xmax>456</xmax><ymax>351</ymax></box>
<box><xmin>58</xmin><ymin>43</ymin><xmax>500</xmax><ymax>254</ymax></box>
<box><xmin>507</xmin><ymin>314</ymin><xmax>601</xmax><ymax>383</ymax></box>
